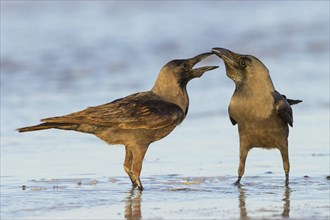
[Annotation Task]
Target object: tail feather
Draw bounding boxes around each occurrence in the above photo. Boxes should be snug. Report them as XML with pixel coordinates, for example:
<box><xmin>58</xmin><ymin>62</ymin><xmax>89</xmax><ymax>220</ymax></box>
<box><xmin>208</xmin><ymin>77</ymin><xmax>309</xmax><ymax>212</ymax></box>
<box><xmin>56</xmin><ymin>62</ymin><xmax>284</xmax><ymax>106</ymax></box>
<box><xmin>281</xmin><ymin>94</ymin><xmax>302</xmax><ymax>106</ymax></box>
<box><xmin>287</xmin><ymin>99</ymin><xmax>302</xmax><ymax>105</ymax></box>
<box><xmin>17</xmin><ymin>122</ymin><xmax>78</xmax><ymax>133</ymax></box>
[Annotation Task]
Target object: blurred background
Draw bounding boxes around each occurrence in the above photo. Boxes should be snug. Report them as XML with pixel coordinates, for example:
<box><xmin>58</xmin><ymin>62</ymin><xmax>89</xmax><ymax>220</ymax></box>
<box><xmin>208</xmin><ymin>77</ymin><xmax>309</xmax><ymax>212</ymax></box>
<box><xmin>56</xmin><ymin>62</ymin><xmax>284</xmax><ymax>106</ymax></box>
<box><xmin>1</xmin><ymin>1</ymin><xmax>329</xmax><ymax>219</ymax></box>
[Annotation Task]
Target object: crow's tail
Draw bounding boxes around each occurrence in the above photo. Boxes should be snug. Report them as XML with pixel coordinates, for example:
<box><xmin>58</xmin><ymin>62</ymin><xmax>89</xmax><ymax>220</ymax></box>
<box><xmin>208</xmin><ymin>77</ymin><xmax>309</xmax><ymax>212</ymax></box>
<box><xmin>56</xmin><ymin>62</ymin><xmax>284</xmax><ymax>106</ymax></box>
<box><xmin>286</xmin><ymin>99</ymin><xmax>302</xmax><ymax>106</ymax></box>
<box><xmin>17</xmin><ymin>122</ymin><xmax>78</xmax><ymax>133</ymax></box>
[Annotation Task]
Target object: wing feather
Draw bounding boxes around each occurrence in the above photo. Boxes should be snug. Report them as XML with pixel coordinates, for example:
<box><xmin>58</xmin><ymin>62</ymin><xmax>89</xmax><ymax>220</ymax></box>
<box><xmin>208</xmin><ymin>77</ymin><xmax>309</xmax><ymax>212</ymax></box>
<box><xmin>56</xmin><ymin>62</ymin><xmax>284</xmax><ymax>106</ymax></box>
<box><xmin>42</xmin><ymin>93</ymin><xmax>185</xmax><ymax>130</ymax></box>
<box><xmin>272</xmin><ymin>90</ymin><xmax>294</xmax><ymax>127</ymax></box>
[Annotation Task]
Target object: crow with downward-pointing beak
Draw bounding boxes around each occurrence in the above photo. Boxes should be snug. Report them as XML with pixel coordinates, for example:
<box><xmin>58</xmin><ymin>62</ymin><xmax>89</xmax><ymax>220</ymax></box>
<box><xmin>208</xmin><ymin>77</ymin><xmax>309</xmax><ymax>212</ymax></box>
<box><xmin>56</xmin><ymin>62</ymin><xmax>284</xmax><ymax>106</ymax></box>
<box><xmin>212</xmin><ymin>48</ymin><xmax>301</xmax><ymax>185</ymax></box>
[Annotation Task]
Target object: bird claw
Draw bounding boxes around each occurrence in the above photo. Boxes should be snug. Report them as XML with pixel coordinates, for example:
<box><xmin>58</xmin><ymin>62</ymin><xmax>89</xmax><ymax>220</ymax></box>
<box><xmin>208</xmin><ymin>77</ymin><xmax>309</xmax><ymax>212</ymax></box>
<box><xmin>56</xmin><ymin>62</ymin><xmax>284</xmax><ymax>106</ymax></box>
<box><xmin>124</xmin><ymin>167</ymin><xmax>138</xmax><ymax>188</ymax></box>
<box><xmin>234</xmin><ymin>176</ymin><xmax>242</xmax><ymax>186</ymax></box>
<box><xmin>234</xmin><ymin>181</ymin><xmax>242</xmax><ymax>186</ymax></box>
<box><xmin>124</xmin><ymin>167</ymin><xmax>144</xmax><ymax>190</ymax></box>
<box><xmin>132</xmin><ymin>175</ymin><xmax>143</xmax><ymax>191</ymax></box>
<box><xmin>131</xmin><ymin>182</ymin><xmax>138</xmax><ymax>188</ymax></box>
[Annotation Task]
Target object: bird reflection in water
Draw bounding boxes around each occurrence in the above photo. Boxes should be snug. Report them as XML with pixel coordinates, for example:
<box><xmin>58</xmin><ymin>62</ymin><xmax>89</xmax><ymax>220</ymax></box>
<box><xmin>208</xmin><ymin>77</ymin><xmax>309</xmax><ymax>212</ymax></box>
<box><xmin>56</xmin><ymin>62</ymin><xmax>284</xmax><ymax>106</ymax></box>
<box><xmin>281</xmin><ymin>186</ymin><xmax>291</xmax><ymax>218</ymax></box>
<box><xmin>124</xmin><ymin>189</ymin><xmax>142</xmax><ymax>220</ymax></box>
<box><xmin>238</xmin><ymin>185</ymin><xmax>248</xmax><ymax>220</ymax></box>
<box><xmin>238</xmin><ymin>185</ymin><xmax>291</xmax><ymax>219</ymax></box>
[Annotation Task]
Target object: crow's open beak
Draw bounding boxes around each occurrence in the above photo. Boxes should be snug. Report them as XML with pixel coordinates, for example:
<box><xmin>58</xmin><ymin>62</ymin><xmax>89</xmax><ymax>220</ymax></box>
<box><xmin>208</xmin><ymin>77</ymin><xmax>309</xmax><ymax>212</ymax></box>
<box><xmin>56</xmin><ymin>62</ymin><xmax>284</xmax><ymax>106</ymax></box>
<box><xmin>189</xmin><ymin>52</ymin><xmax>219</xmax><ymax>78</ymax></box>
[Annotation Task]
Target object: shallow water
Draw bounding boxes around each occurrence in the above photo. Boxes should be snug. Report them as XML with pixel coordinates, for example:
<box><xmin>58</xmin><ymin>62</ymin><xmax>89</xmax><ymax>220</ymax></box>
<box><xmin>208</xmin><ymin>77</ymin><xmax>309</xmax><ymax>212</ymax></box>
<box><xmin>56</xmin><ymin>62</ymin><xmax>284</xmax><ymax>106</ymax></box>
<box><xmin>1</xmin><ymin>1</ymin><xmax>329</xmax><ymax>219</ymax></box>
<box><xmin>2</xmin><ymin>175</ymin><xmax>329</xmax><ymax>219</ymax></box>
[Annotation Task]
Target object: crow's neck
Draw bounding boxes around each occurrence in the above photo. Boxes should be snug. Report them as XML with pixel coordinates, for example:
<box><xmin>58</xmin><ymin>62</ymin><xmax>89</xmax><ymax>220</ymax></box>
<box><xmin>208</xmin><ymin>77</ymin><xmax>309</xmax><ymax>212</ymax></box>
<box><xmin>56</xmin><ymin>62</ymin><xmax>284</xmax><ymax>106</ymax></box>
<box><xmin>151</xmin><ymin>74</ymin><xmax>189</xmax><ymax>115</ymax></box>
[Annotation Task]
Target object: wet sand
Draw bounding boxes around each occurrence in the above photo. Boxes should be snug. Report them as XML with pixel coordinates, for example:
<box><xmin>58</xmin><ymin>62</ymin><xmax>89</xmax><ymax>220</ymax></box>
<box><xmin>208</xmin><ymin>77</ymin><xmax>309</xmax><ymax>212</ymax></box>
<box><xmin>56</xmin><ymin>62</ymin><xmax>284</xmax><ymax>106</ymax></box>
<box><xmin>2</xmin><ymin>174</ymin><xmax>329</xmax><ymax>219</ymax></box>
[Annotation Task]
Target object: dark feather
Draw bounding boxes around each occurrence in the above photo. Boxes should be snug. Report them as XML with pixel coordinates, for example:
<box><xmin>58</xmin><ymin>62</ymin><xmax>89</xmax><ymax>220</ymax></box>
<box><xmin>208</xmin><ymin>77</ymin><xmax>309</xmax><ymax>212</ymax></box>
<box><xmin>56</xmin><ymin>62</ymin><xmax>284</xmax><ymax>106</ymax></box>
<box><xmin>273</xmin><ymin>90</ymin><xmax>294</xmax><ymax>127</ymax></box>
<box><xmin>17</xmin><ymin>122</ymin><xmax>78</xmax><ymax>132</ymax></box>
<box><xmin>41</xmin><ymin>92</ymin><xmax>185</xmax><ymax>130</ymax></box>
<box><xmin>230</xmin><ymin>116</ymin><xmax>237</xmax><ymax>126</ymax></box>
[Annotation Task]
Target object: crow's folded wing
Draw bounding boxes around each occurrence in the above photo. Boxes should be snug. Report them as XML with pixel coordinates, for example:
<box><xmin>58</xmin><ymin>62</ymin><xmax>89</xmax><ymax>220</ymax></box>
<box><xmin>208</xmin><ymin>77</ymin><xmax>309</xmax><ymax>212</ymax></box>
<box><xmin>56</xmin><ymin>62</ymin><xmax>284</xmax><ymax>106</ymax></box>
<box><xmin>272</xmin><ymin>90</ymin><xmax>294</xmax><ymax>127</ymax></box>
<box><xmin>42</xmin><ymin>98</ymin><xmax>185</xmax><ymax>130</ymax></box>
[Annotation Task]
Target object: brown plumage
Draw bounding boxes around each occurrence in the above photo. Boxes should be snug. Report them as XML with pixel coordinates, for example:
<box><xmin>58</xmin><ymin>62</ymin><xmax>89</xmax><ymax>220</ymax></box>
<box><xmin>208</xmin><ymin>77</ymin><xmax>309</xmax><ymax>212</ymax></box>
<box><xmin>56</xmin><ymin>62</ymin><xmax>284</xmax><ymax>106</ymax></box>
<box><xmin>212</xmin><ymin>48</ymin><xmax>302</xmax><ymax>185</ymax></box>
<box><xmin>17</xmin><ymin>52</ymin><xmax>218</xmax><ymax>190</ymax></box>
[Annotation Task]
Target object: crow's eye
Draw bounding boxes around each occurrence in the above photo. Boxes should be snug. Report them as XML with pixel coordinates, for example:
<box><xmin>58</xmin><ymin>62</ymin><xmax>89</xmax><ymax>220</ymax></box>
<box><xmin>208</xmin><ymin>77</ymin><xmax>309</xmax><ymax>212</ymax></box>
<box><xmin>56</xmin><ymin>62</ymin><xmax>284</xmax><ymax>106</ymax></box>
<box><xmin>239</xmin><ymin>57</ymin><xmax>249</xmax><ymax>68</ymax></box>
<box><xmin>182</xmin><ymin>62</ymin><xmax>189</xmax><ymax>70</ymax></box>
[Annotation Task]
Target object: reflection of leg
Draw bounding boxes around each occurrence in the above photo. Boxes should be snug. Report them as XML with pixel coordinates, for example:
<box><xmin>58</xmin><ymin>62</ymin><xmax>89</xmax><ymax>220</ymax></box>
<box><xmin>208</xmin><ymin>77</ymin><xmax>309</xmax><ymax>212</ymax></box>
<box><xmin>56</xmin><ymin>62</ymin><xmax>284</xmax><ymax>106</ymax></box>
<box><xmin>132</xmin><ymin>190</ymin><xmax>142</xmax><ymax>218</ymax></box>
<box><xmin>124</xmin><ymin>188</ymin><xmax>142</xmax><ymax>220</ymax></box>
<box><xmin>236</xmin><ymin>142</ymin><xmax>250</xmax><ymax>184</ymax></box>
<box><xmin>124</xmin><ymin>189</ymin><xmax>134</xmax><ymax>219</ymax></box>
<box><xmin>124</xmin><ymin>146</ymin><xmax>137</xmax><ymax>188</ymax></box>
<box><xmin>282</xmin><ymin>186</ymin><xmax>291</xmax><ymax>218</ymax></box>
<box><xmin>238</xmin><ymin>184</ymin><xmax>248</xmax><ymax>219</ymax></box>
<box><xmin>132</xmin><ymin>145</ymin><xmax>149</xmax><ymax>191</ymax></box>
<box><xmin>279</xmin><ymin>145</ymin><xmax>290</xmax><ymax>185</ymax></box>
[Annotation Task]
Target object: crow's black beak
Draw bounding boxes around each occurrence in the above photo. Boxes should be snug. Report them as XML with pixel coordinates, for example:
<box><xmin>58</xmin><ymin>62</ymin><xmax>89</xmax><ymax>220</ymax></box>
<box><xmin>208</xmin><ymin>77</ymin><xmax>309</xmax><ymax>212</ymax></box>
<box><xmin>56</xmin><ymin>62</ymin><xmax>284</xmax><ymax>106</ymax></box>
<box><xmin>189</xmin><ymin>52</ymin><xmax>219</xmax><ymax>78</ymax></box>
